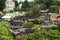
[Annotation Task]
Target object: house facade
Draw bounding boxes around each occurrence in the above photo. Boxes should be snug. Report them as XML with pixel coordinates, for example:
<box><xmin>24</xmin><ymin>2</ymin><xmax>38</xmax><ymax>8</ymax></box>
<box><xmin>13</xmin><ymin>16</ymin><xmax>29</xmax><ymax>23</ymax></box>
<box><xmin>5</xmin><ymin>0</ymin><xmax>15</xmax><ymax>11</ymax></box>
<box><xmin>40</xmin><ymin>10</ymin><xmax>50</xmax><ymax>20</ymax></box>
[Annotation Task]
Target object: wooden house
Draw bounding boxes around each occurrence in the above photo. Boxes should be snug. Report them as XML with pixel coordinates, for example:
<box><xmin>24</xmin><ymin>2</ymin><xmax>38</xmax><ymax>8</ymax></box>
<box><xmin>40</xmin><ymin>10</ymin><xmax>50</xmax><ymax>20</ymax></box>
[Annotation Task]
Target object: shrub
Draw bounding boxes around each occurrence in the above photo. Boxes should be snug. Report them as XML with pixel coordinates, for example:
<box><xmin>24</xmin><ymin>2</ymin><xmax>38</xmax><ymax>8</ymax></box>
<box><xmin>23</xmin><ymin>22</ymin><xmax>34</xmax><ymax>28</ymax></box>
<box><xmin>9</xmin><ymin>10</ymin><xmax>14</xmax><ymax>13</ymax></box>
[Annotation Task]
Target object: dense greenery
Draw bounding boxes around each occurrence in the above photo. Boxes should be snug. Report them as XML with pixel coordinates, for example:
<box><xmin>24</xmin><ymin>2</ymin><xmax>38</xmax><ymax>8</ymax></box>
<box><xmin>40</xmin><ymin>4</ymin><xmax>47</xmax><ymax>10</ymax></box>
<box><xmin>0</xmin><ymin>0</ymin><xmax>6</xmax><ymax>11</ymax></box>
<box><xmin>35</xmin><ymin>0</ymin><xmax>60</xmax><ymax>8</ymax></box>
<box><xmin>20</xmin><ymin>27</ymin><xmax>60</xmax><ymax>40</ymax></box>
<box><xmin>22</xmin><ymin>0</ymin><xmax>30</xmax><ymax>10</ymax></box>
<box><xmin>0</xmin><ymin>22</ymin><xmax>13</xmax><ymax>40</ymax></box>
<box><xmin>14</xmin><ymin>0</ymin><xmax>19</xmax><ymax>8</ymax></box>
<box><xmin>48</xmin><ymin>5</ymin><xmax>58</xmax><ymax>13</ymax></box>
<box><xmin>25</xmin><ymin>4</ymin><xmax>40</xmax><ymax>18</ymax></box>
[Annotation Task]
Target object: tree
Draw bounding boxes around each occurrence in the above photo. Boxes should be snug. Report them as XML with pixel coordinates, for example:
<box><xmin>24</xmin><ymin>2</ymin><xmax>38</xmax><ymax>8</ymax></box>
<box><xmin>22</xmin><ymin>0</ymin><xmax>30</xmax><ymax>10</ymax></box>
<box><xmin>48</xmin><ymin>5</ymin><xmax>58</xmax><ymax>13</ymax></box>
<box><xmin>45</xmin><ymin>0</ymin><xmax>53</xmax><ymax>8</ymax></box>
<box><xmin>0</xmin><ymin>22</ymin><xmax>13</xmax><ymax>40</ymax></box>
<box><xmin>25</xmin><ymin>4</ymin><xmax>40</xmax><ymax>18</ymax></box>
<box><xmin>35</xmin><ymin>0</ymin><xmax>53</xmax><ymax>8</ymax></box>
<box><xmin>52</xmin><ymin>0</ymin><xmax>58</xmax><ymax>5</ymax></box>
<box><xmin>52</xmin><ymin>0</ymin><xmax>60</xmax><ymax>6</ymax></box>
<box><xmin>9</xmin><ymin>10</ymin><xmax>14</xmax><ymax>13</ymax></box>
<box><xmin>0</xmin><ymin>0</ymin><xmax>6</xmax><ymax>11</ymax></box>
<box><xmin>40</xmin><ymin>4</ymin><xmax>47</xmax><ymax>10</ymax></box>
<box><xmin>23</xmin><ymin>22</ymin><xmax>33</xmax><ymax>28</ymax></box>
<box><xmin>14</xmin><ymin>0</ymin><xmax>19</xmax><ymax>8</ymax></box>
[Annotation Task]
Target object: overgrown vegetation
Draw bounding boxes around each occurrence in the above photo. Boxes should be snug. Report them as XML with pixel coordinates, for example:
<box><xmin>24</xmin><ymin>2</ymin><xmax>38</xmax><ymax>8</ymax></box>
<box><xmin>20</xmin><ymin>23</ymin><xmax>60</xmax><ymax>40</ymax></box>
<box><xmin>0</xmin><ymin>22</ymin><xmax>13</xmax><ymax>40</ymax></box>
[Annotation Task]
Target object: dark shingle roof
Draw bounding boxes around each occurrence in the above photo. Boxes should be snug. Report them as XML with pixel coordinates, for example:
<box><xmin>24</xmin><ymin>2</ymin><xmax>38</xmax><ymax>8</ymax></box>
<box><xmin>9</xmin><ymin>29</ymin><xmax>35</xmax><ymax>35</ymax></box>
<box><xmin>9</xmin><ymin>22</ymin><xmax>23</xmax><ymax>29</ymax></box>
<box><xmin>10</xmin><ymin>25</ymin><xmax>22</xmax><ymax>29</ymax></box>
<box><xmin>14</xmin><ymin>16</ymin><xmax>29</xmax><ymax>20</ymax></box>
<box><xmin>9</xmin><ymin>22</ymin><xmax>23</xmax><ymax>26</ymax></box>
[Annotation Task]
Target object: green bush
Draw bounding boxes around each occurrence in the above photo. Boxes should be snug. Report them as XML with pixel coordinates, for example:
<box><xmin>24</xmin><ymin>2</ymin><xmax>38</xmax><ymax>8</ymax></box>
<box><xmin>0</xmin><ymin>22</ymin><xmax>13</xmax><ymax>40</ymax></box>
<box><xmin>9</xmin><ymin>10</ymin><xmax>14</xmax><ymax>13</ymax></box>
<box><xmin>23</xmin><ymin>22</ymin><xmax>34</xmax><ymax>28</ymax></box>
<box><xmin>48</xmin><ymin>5</ymin><xmax>58</xmax><ymax>13</ymax></box>
<box><xmin>34</xmin><ymin>19</ymin><xmax>40</xmax><ymax>24</ymax></box>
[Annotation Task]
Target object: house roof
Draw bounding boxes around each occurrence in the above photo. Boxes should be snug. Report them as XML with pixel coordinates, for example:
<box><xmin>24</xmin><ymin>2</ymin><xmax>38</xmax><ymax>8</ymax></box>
<box><xmin>27</xmin><ymin>19</ymin><xmax>35</xmax><ymax>22</ymax></box>
<box><xmin>9</xmin><ymin>22</ymin><xmax>23</xmax><ymax>26</ymax></box>
<box><xmin>9</xmin><ymin>22</ymin><xmax>23</xmax><ymax>29</ymax></box>
<box><xmin>40</xmin><ymin>10</ymin><xmax>48</xmax><ymax>12</ymax></box>
<box><xmin>51</xmin><ymin>14</ymin><xmax>60</xmax><ymax>17</ymax></box>
<box><xmin>9</xmin><ymin>29</ymin><xmax>35</xmax><ymax>35</ymax></box>
<box><xmin>2</xmin><ymin>16</ymin><xmax>11</xmax><ymax>18</ymax></box>
<box><xmin>10</xmin><ymin>25</ymin><xmax>22</xmax><ymax>29</ymax></box>
<box><xmin>14</xmin><ymin>16</ymin><xmax>29</xmax><ymax>20</ymax></box>
<box><xmin>9</xmin><ymin>29</ymin><xmax>20</xmax><ymax>35</ymax></box>
<box><xmin>40</xmin><ymin>24</ymin><xmax>57</xmax><ymax>28</ymax></box>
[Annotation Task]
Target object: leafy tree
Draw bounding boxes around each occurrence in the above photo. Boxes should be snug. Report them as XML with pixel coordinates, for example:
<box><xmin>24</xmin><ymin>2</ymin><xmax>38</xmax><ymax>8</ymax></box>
<box><xmin>23</xmin><ymin>22</ymin><xmax>33</xmax><ymax>28</ymax></box>
<box><xmin>35</xmin><ymin>0</ymin><xmax>53</xmax><ymax>8</ymax></box>
<box><xmin>48</xmin><ymin>5</ymin><xmax>58</xmax><ymax>13</ymax></box>
<box><xmin>52</xmin><ymin>0</ymin><xmax>60</xmax><ymax>6</ymax></box>
<box><xmin>52</xmin><ymin>0</ymin><xmax>58</xmax><ymax>5</ymax></box>
<box><xmin>35</xmin><ymin>0</ymin><xmax>46</xmax><ymax>4</ymax></box>
<box><xmin>45</xmin><ymin>0</ymin><xmax>53</xmax><ymax>8</ymax></box>
<box><xmin>25</xmin><ymin>4</ymin><xmax>40</xmax><ymax>18</ymax></box>
<box><xmin>40</xmin><ymin>4</ymin><xmax>47</xmax><ymax>10</ymax></box>
<box><xmin>0</xmin><ymin>22</ymin><xmax>13</xmax><ymax>40</ymax></box>
<box><xmin>22</xmin><ymin>0</ymin><xmax>30</xmax><ymax>10</ymax></box>
<box><xmin>0</xmin><ymin>0</ymin><xmax>6</xmax><ymax>11</ymax></box>
<box><xmin>9</xmin><ymin>10</ymin><xmax>14</xmax><ymax>13</ymax></box>
<box><xmin>14</xmin><ymin>0</ymin><xmax>19</xmax><ymax>8</ymax></box>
